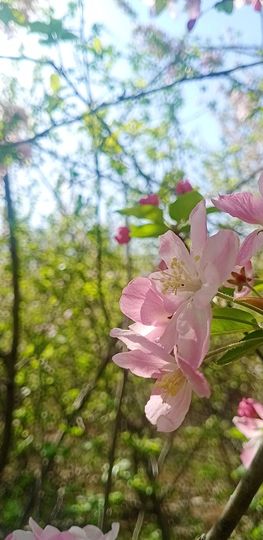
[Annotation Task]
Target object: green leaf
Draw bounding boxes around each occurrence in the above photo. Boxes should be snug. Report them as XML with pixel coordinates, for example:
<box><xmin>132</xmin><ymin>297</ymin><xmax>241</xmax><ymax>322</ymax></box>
<box><xmin>29</xmin><ymin>20</ymin><xmax>51</xmax><ymax>33</ymax></box>
<box><xmin>0</xmin><ymin>4</ymin><xmax>26</xmax><ymax>26</ymax></box>
<box><xmin>216</xmin><ymin>329</ymin><xmax>263</xmax><ymax>365</ymax></box>
<box><xmin>50</xmin><ymin>73</ymin><xmax>61</xmax><ymax>93</ymax></box>
<box><xmin>130</xmin><ymin>223</ymin><xmax>168</xmax><ymax>238</ymax></box>
<box><xmin>215</xmin><ymin>0</ymin><xmax>234</xmax><ymax>13</ymax></box>
<box><xmin>118</xmin><ymin>205</ymin><xmax>163</xmax><ymax>223</ymax></box>
<box><xmin>206</xmin><ymin>207</ymin><xmax>221</xmax><ymax>214</ymax></box>
<box><xmin>211</xmin><ymin>307</ymin><xmax>258</xmax><ymax>335</ymax></box>
<box><xmin>29</xmin><ymin>18</ymin><xmax>77</xmax><ymax>41</ymax></box>
<box><xmin>154</xmin><ymin>0</ymin><xmax>168</xmax><ymax>14</ymax></box>
<box><xmin>169</xmin><ymin>190</ymin><xmax>203</xmax><ymax>222</ymax></box>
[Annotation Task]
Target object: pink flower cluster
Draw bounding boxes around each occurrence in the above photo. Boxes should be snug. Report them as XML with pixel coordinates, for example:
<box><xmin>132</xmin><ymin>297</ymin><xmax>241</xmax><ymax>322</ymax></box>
<box><xmin>111</xmin><ymin>174</ymin><xmax>263</xmax><ymax>432</ymax></box>
<box><xmin>6</xmin><ymin>518</ymin><xmax>119</xmax><ymax>540</ymax></box>
<box><xmin>111</xmin><ymin>201</ymin><xmax>240</xmax><ymax>431</ymax></box>
<box><xmin>234</xmin><ymin>398</ymin><xmax>263</xmax><ymax>468</ymax></box>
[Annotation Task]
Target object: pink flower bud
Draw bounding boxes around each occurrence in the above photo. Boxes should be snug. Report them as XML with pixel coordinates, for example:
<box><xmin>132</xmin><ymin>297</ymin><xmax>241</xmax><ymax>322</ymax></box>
<box><xmin>187</xmin><ymin>18</ymin><xmax>197</xmax><ymax>31</ymax></box>
<box><xmin>115</xmin><ymin>226</ymin><xmax>131</xmax><ymax>244</ymax></box>
<box><xmin>237</xmin><ymin>398</ymin><xmax>258</xmax><ymax>418</ymax></box>
<box><xmin>139</xmin><ymin>194</ymin><xmax>159</xmax><ymax>206</ymax></box>
<box><xmin>175</xmin><ymin>179</ymin><xmax>193</xmax><ymax>195</ymax></box>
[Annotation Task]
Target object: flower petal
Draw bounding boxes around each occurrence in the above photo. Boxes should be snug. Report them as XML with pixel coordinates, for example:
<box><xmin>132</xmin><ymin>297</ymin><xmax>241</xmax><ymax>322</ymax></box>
<box><xmin>237</xmin><ymin>229</ymin><xmax>263</xmax><ymax>265</ymax></box>
<box><xmin>176</xmin><ymin>302</ymin><xmax>211</xmax><ymax>369</ymax></box>
<box><xmin>104</xmin><ymin>523</ymin><xmax>120</xmax><ymax>540</ymax></box>
<box><xmin>177</xmin><ymin>358</ymin><xmax>210</xmax><ymax>398</ymax></box>
<box><xmin>257</xmin><ymin>173</ymin><xmax>263</xmax><ymax>197</ymax></box>
<box><xmin>233</xmin><ymin>416</ymin><xmax>263</xmax><ymax>439</ymax></box>
<box><xmin>253</xmin><ymin>400</ymin><xmax>263</xmax><ymax>420</ymax></box>
<box><xmin>190</xmin><ymin>200</ymin><xmax>207</xmax><ymax>259</ymax></box>
<box><xmin>110</xmin><ymin>328</ymin><xmax>173</xmax><ymax>362</ymax></box>
<box><xmin>158</xmin><ymin>230</ymin><xmax>195</xmax><ymax>273</ymax></box>
<box><xmin>6</xmin><ymin>533</ymin><xmax>33</xmax><ymax>540</ymax></box>
<box><xmin>120</xmin><ymin>277</ymin><xmax>168</xmax><ymax>324</ymax></box>
<box><xmin>145</xmin><ymin>381</ymin><xmax>192</xmax><ymax>432</ymax></box>
<box><xmin>29</xmin><ymin>519</ymin><xmax>43</xmax><ymax>538</ymax></box>
<box><xmin>212</xmin><ymin>192</ymin><xmax>263</xmax><ymax>225</ymax></box>
<box><xmin>199</xmin><ymin>230</ymin><xmax>239</xmax><ymax>293</ymax></box>
<box><xmin>241</xmin><ymin>437</ymin><xmax>262</xmax><ymax>469</ymax></box>
<box><xmin>112</xmin><ymin>350</ymin><xmax>173</xmax><ymax>378</ymax></box>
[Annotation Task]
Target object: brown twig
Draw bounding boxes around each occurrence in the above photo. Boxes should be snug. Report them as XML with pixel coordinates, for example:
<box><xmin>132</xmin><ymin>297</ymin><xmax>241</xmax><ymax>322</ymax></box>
<box><xmin>0</xmin><ymin>173</ymin><xmax>20</xmax><ymax>480</ymax></box>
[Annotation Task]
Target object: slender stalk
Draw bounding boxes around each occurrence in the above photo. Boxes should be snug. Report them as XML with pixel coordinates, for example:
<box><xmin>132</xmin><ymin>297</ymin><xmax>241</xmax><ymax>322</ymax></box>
<box><xmin>0</xmin><ymin>173</ymin><xmax>20</xmax><ymax>479</ymax></box>
<box><xmin>201</xmin><ymin>440</ymin><xmax>263</xmax><ymax>540</ymax></box>
<box><xmin>246</xmin><ymin>283</ymin><xmax>262</xmax><ymax>298</ymax></box>
<box><xmin>205</xmin><ymin>341</ymin><xmax>247</xmax><ymax>360</ymax></box>
<box><xmin>132</xmin><ymin>510</ymin><xmax>145</xmax><ymax>540</ymax></box>
<box><xmin>100</xmin><ymin>370</ymin><xmax>127</xmax><ymax>532</ymax></box>
<box><xmin>217</xmin><ymin>291</ymin><xmax>263</xmax><ymax>317</ymax></box>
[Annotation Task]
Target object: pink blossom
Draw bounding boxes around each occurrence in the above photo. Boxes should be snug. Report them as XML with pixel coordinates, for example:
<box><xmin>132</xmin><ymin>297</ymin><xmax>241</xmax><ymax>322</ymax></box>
<box><xmin>114</xmin><ymin>226</ymin><xmax>131</xmax><ymax>244</ymax></box>
<box><xmin>139</xmin><ymin>194</ymin><xmax>159</xmax><ymax>206</ymax></box>
<box><xmin>111</xmin><ymin>301</ymin><xmax>211</xmax><ymax>432</ymax></box>
<box><xmin>6</xmin><ymin>519</ymin><xmax>119</xmax><ymax>540</ymax></box>
<box><xmin>175</xmin><ymin>179</ymin><xmax>193</xmax><ymax>195</ymax></box>
<box><xmin>212</xmin><ymin>174</ymin><xmax>263</xmax><ymax>265</ymax></box>
<box><xmin>233</xmin><ymin>398</ymin><xmax>263</xmax><ymax>468</ymax></box>
<box><xmin>148</xmin><ymin>201</ymin><xmax>239</xmax><ymax>349</ymax></box>
<box><xmin>111</xmin><ymin>201</ymin><xmax>239</xmax><ymax>430</ymax></box>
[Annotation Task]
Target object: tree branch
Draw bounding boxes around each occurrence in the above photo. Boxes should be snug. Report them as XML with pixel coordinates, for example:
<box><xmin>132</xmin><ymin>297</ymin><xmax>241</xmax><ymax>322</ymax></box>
<box><xmin>0</xmin><ymin>61</ymin><xmax>262</xmax><ymax>151</ymax></box>
<box><xmin>200</xmin><ymin>440</ymin><xmax>263</xmax><ymax>540</ymax></box>
<box><xmin>0</xmin><ymin>173</ymin><xmax>20</xmax><ymax>480</ymax></box>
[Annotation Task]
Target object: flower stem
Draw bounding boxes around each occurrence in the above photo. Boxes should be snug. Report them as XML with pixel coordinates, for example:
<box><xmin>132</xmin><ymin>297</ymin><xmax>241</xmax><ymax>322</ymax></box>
<box><xmin>217</xmin><ymin>291</ymin><xmax>263</xmax><ymax>317</ymax></box>
<box><xmin>206</xmin><ymin>342</ymin><xmax>242</xmax><ymax>360</ymax></box>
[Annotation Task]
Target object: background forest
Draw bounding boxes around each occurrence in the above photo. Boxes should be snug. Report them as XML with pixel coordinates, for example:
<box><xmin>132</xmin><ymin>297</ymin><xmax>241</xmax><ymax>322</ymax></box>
<box><xmin>0</xmin><ymin>0</ymin><xmax>263</xmax><ymax>539</ymax></box>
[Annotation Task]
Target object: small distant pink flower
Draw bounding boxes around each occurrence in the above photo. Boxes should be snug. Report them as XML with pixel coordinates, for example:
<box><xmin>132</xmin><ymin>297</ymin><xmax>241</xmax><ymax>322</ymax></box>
<box><xmin>212</xmin><ymin>174</ymin><xmax>263</xmax><ymax>265</ymax></box>
<box><xmin>253</xmin><ymin>0</ymin><xmax>262</xmax><ymax>11</ymax></box>
<box><xmin>233</xmin><ymin>397</ymin><xmax>263</xmax><ymax>468</ymax></box>
<box><xmin>175</xmin><ymin>179</ymin><xmax>193</xmax><ymax>195</ymax></box>
<box><xmin>115</xmin><ymin>226</ymin><xmax>131</xmax><ymax>244</ymax></box>
<box><xmin>139</xmin><ymin>193</ymin><xmax>159</xmax><ymax>206</ymax></box>
<box><xmin>186</xmin><ymin>0</ymin><xmax>201</xmax><ymax>30</ymax></box>
<box><xmin>6</xmin><ymin>518</ymin><xmax>119</xmax><ymax>540</ymax></box>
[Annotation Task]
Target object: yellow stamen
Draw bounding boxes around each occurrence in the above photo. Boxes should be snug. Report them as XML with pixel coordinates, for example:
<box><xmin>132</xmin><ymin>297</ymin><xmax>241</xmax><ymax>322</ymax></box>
<box><xmin>157</xmin><ymin>370</ymin><xmax>185</xmax><ymax>397</ymax></box>
<box><xmin>157</xmin><ymin>257</ymin><xmax>201</xmax><ymax>295</ymax></box>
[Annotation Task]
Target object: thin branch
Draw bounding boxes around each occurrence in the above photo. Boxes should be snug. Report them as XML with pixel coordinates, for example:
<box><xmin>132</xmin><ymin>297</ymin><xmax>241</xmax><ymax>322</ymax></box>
<box><xmin>101</xmin><ymin>370</ymin><xmax>127</xmax><ymax>532</ymax></box>
<box><xmin>201</xmin><ymin>440</ymin><xmax>263</xmax><ymax>540</ymax></box>
<box><xmin>99</xmin><ymin>60</ymin><xmax>263</xmax><ymax>107</ymax></box>
<box><xmin>1</xmin><ymin>61</ymin><xmax>262</xmax><ymax>151</ymax></box>
<box><xmin>94</xmin><ymin>152</ymin><xmax>111</xmax><ymax>330</ymax></box>
<box><xmin>0</xmin><ymin>54</ymin><xmax>88</xmax><ymax>105</ymax></box>
<box><xmin>0</xmin><ymin>172</ymin><xmax>20</xmax><ymax>480</ymax></box>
